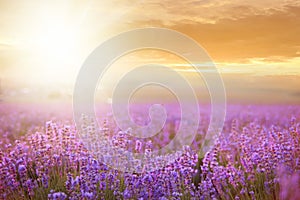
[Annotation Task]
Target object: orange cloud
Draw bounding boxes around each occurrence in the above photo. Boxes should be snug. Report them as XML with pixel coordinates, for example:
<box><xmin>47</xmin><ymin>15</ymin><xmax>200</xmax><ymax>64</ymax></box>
<box><xmin>129</xmin><ymin>5</ymin><xmax>300</xmax><ymax>62</ymax></box>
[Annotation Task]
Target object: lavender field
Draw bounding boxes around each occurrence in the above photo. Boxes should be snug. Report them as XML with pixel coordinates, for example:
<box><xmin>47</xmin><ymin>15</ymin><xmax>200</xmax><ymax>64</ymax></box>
<box><xmin>0</xmin><ymin>103</ymin><xmax>299</xmax><ymax>200</ymax></box>
<box><xmin>1</xmin><ymin>0</ymin><xmax>300</xmax><ymax>199</ymax></box>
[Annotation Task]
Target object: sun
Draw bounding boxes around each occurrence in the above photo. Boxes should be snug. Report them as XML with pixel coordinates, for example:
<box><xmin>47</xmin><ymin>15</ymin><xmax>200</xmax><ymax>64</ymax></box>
<box><xmin>32</xmin><ymin>21</ymin><xmax>80</xmax><ymax>67</ymax></box>
<box><xmin>20</xmin><ymin>11</ymin><xmax>86</xmax><ymax>85</ymax></box>
<box><xmin>10</xmin><ymin>0</ymin><xmax>141</xmax><ymax>85</ymax></box>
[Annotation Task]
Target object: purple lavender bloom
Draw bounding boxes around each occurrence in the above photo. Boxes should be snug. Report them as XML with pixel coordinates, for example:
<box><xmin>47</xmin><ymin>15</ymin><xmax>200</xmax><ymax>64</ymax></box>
<box><xmin>123</xmin><ymin>188</ymin><xmax>132</xmax><ymax>199</ymax></box>
<box><xmin>18</xmin><ymin>164</ymin><xmax>26</xmax><ymax>173</ymax></box>
<box><xmin>48</xmin><ymin>192</ymin><xmax>67</xmax><ymax>200</ymax></box>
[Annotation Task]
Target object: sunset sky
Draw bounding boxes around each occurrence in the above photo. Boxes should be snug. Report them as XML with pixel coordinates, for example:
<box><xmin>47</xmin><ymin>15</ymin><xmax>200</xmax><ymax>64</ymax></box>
<box><xmin>0</xmin><ymin>0</ymin><xmax>299</xmax><ymax>104</ymax></box>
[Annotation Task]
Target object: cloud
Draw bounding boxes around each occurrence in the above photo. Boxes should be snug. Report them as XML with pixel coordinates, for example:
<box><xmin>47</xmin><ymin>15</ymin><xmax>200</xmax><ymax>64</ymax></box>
<box><xmin>128</xmin><ymin>0</ymin><xmax>300</xmax><ymax>25</ymax></box>
<box><xmin>128</xmin><ymin>4</ymin><xmax>300</xmax><ymax>62</ymax></box>
<box><xmin>0</xmin><ymin>43</ymin><xmax>10</xmax><ymax>51</ymax></box>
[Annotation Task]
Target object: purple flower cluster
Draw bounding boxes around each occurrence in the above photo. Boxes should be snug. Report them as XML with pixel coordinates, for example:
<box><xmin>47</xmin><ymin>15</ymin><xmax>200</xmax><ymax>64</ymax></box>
<box><xmin>0</xmin><ymin>104</ymin><xmax>299</xmax><ymax>199</ymax></box>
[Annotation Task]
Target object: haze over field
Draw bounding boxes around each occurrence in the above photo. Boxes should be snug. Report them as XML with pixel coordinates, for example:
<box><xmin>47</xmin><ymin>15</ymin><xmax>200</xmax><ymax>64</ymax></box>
<box><xmin>0</xmin><ymin>0</ymin><xmax>299</xmax><ymax>104</ymax></box>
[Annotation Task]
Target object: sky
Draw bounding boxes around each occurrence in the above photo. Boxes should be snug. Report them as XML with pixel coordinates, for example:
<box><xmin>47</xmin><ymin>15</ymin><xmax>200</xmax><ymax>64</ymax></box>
<box><xmin>0</xmin><ymin>0</ymin><xmax>299</xmax><ymax>104</ymax></box>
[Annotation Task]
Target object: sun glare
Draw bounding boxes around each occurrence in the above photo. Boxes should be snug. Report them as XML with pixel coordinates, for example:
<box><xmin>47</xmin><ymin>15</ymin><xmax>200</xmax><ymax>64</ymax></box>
<box><xmin>22</xmin><ymin>10</ymin><xmax>85</xmax><ymax>84</ymax></box>
<box><xmin>36</xmin><ymin>26</ymin><xmax>76</xmax><ymax>61</ymax></box>
<box><xmin>32</xmin><ymin>22</ymin><xmax>80</xmax><ymax>67</ymax></box>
